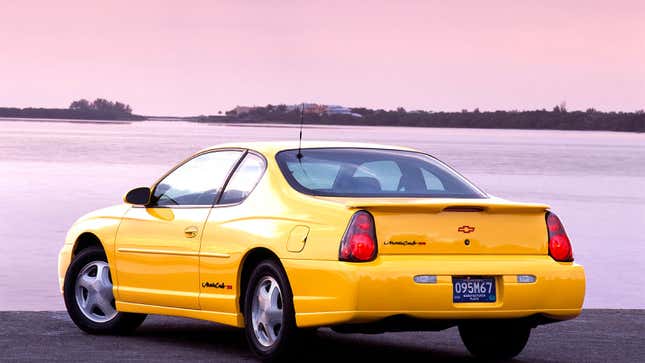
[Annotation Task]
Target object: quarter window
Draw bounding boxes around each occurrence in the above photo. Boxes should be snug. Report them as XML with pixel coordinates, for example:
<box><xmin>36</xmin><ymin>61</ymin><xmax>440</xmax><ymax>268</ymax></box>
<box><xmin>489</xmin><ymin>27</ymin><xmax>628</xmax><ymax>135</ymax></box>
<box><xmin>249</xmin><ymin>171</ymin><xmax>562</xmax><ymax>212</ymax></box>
<box><xmin>152</xmin><ymin>151</ymin><xmax>242</xmax><ymax>206</ymax></box>
<box><xmin>220</xmin><ymin>153</ymin><xmax>266</xmax><ymax>204</ymax></box>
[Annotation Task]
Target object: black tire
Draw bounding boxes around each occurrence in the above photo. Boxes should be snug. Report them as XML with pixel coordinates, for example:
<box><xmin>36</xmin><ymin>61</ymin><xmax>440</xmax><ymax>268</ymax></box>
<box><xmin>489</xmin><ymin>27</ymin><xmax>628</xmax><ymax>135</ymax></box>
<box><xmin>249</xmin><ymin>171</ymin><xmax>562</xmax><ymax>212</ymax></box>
<box><xmin>458</xmin><ymin>320</ymin><xmax>531</xmax><ymax>360</ymax></box>
<box><xmin>243</xmin><ymin>260</ymin><xmax>299</xmax><ymax>362</ymax></box>
<box><xmin>63</xmin><ymin>247</ymin><xmax>146</xmax><ymax>334</ymax></box>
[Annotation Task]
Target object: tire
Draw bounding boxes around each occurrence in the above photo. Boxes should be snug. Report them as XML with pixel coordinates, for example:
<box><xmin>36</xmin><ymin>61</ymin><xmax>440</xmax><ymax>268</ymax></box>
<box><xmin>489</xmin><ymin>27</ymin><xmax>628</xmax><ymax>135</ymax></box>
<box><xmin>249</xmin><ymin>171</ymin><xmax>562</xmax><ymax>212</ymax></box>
<box><xmin>458</xmin><ymin>320</ymin><xmax>531</xmax><ymax>360</ymax></box>
<box><xmin>63</xmin><ymin>247</ymin><xmax>146</xmax><ymax>334</ymax></box>
<box><xmin>243</xmin><ymin>260</ymin><xmax>299</xmax><ymax>362</ymax></box>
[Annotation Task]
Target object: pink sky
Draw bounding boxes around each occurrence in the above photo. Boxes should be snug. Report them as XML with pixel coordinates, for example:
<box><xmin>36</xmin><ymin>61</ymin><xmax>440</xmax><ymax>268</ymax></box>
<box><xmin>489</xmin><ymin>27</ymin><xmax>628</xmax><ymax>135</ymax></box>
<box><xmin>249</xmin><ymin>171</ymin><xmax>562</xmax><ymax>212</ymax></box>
<box><xmin>1</xmin><ymin>0</ymin><xmax>643</xmax><ymax>116</ymax></box>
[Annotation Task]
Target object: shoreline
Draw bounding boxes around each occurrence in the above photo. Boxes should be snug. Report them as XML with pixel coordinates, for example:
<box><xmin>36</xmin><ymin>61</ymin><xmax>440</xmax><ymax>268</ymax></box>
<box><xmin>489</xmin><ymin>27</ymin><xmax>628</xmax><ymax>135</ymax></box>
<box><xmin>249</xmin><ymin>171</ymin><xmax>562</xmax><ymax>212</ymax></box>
<box><xmin>2</xmin><ymin>117</ymin><xmax>644</xmax><ymax>134</ymax></box>
<box><xmin>0</xmin><ymin>116</ymin><xmax>132</xmax><ymax>124</ymax></box>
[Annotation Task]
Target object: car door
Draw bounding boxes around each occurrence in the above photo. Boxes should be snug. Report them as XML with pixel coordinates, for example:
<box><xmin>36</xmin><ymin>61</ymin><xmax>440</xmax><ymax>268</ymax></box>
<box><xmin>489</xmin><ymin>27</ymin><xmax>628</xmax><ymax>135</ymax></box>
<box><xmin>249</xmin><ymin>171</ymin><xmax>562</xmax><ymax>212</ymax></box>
<box><xmin>115</xmin><ymin>149</ymin><xmax>244</xmax><ymax>309</ymax></box>
<box><xmin>198</xmin><ymin>152</ymin><xmax>267</xmax><ymax>314</ymax></box>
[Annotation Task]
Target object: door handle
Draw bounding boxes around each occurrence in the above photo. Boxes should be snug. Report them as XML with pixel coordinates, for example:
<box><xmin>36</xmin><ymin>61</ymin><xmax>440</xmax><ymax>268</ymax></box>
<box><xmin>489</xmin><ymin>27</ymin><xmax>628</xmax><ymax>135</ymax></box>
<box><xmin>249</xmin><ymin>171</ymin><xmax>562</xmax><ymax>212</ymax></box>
<box><xmin>184</xmin><ymin>226</ymin><xmax>199</xmax><ymax>238</ymax></box>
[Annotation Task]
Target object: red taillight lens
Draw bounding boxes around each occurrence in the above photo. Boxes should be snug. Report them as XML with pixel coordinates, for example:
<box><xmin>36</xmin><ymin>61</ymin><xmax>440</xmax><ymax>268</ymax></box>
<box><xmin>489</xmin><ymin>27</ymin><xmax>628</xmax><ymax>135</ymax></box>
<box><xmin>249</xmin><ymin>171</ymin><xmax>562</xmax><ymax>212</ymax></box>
<box><xmin>339</xmin><ymin>211</ymin><xmax>377</xmax><ymax>262</ymax></box>
<box><xmin>546</xmin><ymin>212</ymin><xmax>573</xmax><ymax>262</ymax></box>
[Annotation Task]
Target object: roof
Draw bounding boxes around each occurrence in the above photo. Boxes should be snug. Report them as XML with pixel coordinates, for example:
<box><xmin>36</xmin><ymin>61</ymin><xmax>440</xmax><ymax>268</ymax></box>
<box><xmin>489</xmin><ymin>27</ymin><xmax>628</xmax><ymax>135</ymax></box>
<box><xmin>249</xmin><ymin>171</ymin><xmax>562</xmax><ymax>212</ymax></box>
<box><xmin>200</xmin><ymin>140</ymin><xmax>419</xmax><ymax>156</ymax></box>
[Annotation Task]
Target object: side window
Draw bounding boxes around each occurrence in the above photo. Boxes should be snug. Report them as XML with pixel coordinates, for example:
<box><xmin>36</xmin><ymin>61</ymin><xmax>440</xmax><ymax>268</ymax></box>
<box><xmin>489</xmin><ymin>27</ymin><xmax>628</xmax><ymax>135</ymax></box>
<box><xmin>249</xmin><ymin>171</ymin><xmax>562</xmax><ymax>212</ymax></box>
<box><xmin>152</xmin><ymin>151</ymin><xmax>242</xmax><ymax>206</ymax></box>
<box><xmin>353</xmin><ymin>160</ymin><xmax>402</xmax><ymax>191</ymax></box>
<box><xmin>220</xmin><ymin>153</ymin><xmax>266</xmax><ymax>204</ymax></box>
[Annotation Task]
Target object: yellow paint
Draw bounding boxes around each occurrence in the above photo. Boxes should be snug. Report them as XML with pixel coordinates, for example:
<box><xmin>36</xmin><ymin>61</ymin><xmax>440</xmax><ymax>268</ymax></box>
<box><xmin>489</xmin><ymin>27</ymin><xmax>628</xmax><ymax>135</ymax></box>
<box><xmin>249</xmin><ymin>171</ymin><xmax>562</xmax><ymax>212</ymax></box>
<box><xmin>58</xmin><ymin>141</ymin><xmax>586</xmax><ymax>329</ymax></box>
<box><xmin>282</xmin><ymin>255</ymin><xmax>584</xmax><ymax>327</ymax></box>
<box><xmin>114</xmin><ymin>206</ymin><xmax>209</xmax><ymax>309</ymax></box>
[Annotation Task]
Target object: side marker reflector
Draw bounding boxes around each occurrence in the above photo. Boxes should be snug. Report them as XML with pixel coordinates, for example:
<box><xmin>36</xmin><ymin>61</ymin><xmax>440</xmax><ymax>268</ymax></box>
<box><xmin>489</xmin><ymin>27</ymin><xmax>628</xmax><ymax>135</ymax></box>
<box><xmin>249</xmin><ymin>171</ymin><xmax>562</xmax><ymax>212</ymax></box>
<box><xmin>517</xmin><ymin>274</ymin><xmax>537</xmax><ymax>283</ymax></box>
<box><xmin>414</xmin><ymin>275</ymin><xmax>437</xmax><ymax>284</ymax></box>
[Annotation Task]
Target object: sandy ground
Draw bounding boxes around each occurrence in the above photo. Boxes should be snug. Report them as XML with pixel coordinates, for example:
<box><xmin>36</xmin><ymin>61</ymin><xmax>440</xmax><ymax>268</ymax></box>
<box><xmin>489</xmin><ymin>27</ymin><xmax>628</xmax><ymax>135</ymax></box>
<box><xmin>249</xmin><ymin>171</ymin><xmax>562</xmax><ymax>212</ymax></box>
<box><xmin>0</xmin><ymin>119</ymin><xmax>644</xmax><ymax>309</ymax></box>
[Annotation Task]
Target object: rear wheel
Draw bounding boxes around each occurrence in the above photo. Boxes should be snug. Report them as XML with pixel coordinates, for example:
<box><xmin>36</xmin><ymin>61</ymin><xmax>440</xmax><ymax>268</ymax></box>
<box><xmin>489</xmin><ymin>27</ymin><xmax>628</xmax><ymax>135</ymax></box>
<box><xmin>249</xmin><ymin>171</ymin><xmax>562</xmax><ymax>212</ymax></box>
<box><xmin>63</xmin><ymin>247</ymin><xmax>146</xmax><ymax>334</ymax></box>
<box><xmin>458</xmin><ymin>320</ymin><xmax>531</xmax><ymax>360</ymax></box>
<box><xmin>243</xmin><ymin>260</ymin><xmax>299</xmax><ymax>362</ymax></box>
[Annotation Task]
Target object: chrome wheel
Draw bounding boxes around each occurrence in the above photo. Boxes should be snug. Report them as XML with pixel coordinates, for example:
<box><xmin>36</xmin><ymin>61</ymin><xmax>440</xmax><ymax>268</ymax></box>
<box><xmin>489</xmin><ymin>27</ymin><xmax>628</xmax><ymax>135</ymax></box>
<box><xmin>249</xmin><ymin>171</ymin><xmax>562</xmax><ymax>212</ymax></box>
<box><xmin>251</xmin><ymin>276</ymin><xmax>284</xmax><ymax>347</ymax></box>
<box><xmin>74</xmin><ymin>261</ymin><xmax>117</xmax><ymax>323</ymax></box>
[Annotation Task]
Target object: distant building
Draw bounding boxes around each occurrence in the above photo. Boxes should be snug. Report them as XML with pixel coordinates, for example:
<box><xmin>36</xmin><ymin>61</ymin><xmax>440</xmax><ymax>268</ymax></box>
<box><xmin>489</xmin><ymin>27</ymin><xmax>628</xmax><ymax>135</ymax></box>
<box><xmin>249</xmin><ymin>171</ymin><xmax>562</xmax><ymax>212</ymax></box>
<box><xmin>286</xmin><ymin>103</ymin><xmax>326</xmax><ymax>115</ymax></box>
<box><xmin>325</xmin><ymin>105</ymin><xmax>351</xmax><ymax>114</ymax></box>
<box><xmin>304</xmin><ymin>103</ymin><xmax>326</xmax><ymax>114</ymax></box>
<box><xmin>325</xmin><ymin>105</ymin><xmax>363</xmax><ymax>118</ymax></box>
<box><xmin>233</xmin><ymin>106</ymin><xmax>253</xmax><ymax>115</ymax></box>
<box><xmin>234</xmin><ymin>103</ymin><xmax>361</xmax><ymax>117</ymax></box>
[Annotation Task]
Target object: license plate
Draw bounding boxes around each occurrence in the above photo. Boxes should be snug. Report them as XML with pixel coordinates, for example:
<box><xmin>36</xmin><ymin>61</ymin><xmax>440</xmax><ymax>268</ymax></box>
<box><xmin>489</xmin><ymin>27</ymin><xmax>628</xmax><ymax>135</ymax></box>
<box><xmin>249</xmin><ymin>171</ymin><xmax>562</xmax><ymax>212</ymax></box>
<box><xmin>452</xmin><ymin>277</ymin><xmax>496</xmax><ymax>303</ymax></box>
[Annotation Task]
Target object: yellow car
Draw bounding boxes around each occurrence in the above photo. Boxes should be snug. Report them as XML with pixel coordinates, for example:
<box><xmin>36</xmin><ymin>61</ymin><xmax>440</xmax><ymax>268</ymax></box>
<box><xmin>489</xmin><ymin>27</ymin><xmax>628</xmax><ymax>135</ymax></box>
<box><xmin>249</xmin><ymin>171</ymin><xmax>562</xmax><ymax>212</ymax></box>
<box><xmin>58</xmin><ymin>141</ymin><xmax>585</xmax><ymax>361</ymax></box>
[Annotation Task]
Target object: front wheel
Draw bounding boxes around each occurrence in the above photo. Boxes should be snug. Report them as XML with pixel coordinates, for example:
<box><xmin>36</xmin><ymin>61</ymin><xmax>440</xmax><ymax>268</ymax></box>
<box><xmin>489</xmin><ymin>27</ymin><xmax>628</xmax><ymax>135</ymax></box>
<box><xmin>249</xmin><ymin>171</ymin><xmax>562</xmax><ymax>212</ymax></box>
<box><xmin>63</xmin><ymin>247</ymin><xmax>146</xmax><ymax>334</ymax></box>
<box><xmin>243</xmin><ymin>260</ymin><xmax>299</xmax><ymax>362</ymax></box>
<box><xmin>458</xmin><ymin>320</ymin><xmax>531</xmax><ymax>360</ymax></box>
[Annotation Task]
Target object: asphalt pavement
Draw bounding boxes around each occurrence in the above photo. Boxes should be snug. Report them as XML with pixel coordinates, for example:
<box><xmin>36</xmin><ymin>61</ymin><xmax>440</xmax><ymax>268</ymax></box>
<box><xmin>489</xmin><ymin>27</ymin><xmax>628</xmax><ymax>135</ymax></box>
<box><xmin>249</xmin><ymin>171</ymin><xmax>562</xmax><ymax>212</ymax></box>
<box><xmin>0</xmin><ymin>310</ymin><xmax>642</xmax><ymax>362</ymax></box>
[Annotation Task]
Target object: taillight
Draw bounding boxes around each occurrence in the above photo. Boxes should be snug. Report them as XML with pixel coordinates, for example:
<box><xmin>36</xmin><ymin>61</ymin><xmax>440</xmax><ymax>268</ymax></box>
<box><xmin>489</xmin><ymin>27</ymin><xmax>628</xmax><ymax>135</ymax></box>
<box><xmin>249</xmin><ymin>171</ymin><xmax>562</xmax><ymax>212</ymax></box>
<box><xmin>546</xmin><ymin>211</ymin><xmax>573</xmax><ymax>262</ymax></box>
<box><xmin>339</xmin><ymin>211</ymin><xmax>377</xmax><ymax>262</ymax></box>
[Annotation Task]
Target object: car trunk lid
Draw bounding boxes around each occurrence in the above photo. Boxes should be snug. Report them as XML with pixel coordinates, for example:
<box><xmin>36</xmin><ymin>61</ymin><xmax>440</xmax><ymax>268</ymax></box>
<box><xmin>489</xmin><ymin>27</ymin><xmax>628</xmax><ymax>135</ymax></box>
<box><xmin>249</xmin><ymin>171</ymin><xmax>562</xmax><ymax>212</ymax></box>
<box><xmin>321</xmin><ymin>197</ymin><xmax>550</xmax><ymax>255</ymax></box>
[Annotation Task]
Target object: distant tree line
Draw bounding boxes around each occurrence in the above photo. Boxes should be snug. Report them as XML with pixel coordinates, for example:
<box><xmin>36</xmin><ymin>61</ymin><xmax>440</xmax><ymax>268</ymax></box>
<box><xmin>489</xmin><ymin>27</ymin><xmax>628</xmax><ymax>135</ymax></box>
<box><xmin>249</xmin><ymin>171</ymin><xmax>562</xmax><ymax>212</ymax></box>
<box><xmin>197</xmin><ymin>104</ymin><xmax>645</xmax><ymax>132</ymax></box>
<box><xmin>0</xmin><ymin>98</ymin><xmax>144</xmax><ymax>121</ymax></box>
<box><xmin>3</xmin><ymin>99</ymin><xmax>643</xmax><ymax>132</ymax></box>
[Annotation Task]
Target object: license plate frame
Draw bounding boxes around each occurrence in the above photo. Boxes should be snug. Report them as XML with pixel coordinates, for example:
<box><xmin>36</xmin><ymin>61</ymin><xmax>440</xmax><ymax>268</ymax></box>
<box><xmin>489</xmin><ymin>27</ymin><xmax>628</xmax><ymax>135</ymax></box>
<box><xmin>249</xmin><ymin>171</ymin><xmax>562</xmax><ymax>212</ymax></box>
<box><xmin>452</xmin><ymin>276</ymin><xmax>497</xmax><ymax>303</ymax></box>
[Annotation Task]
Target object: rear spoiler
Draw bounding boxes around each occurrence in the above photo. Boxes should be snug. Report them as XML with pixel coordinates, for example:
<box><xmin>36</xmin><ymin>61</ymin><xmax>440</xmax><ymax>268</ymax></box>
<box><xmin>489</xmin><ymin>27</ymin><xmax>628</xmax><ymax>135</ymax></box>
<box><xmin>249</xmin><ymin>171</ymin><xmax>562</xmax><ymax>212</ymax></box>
<box><xmin>341</xmin><ymin>198</ymin><xmax>550</xmax><ymax>214</ymax></box>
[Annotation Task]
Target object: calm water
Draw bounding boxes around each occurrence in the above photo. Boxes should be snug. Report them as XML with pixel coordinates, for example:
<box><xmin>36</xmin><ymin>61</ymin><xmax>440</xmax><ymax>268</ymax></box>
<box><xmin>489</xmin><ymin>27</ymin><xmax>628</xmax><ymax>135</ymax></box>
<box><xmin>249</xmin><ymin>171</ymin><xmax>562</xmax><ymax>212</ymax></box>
<box><xmin>1</xmin><ymin>119</ymin><xmax>644</xmax><ymax>310</ymax></box>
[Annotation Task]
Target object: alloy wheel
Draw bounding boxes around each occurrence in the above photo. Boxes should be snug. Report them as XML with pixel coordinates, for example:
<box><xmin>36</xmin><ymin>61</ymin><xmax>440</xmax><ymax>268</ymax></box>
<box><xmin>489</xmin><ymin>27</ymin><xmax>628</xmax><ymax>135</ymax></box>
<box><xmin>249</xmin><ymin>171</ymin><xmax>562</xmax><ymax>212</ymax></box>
<box><xmin>74</xmin><ymin>261</ymin><xmax>117</xmax><ymax>323</ymax></box>
<box><xmin>251</xmin><ymin>276</ymin><xmax>284</xmax><ymax>347</ymax></box>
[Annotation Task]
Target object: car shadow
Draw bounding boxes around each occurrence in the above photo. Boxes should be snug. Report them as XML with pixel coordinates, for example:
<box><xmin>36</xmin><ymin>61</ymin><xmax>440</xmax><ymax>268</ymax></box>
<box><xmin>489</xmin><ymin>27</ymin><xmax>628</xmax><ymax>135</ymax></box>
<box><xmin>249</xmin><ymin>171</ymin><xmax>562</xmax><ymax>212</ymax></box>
<box><xmin>129</xmin><ymin>316</ymin><xmax>531</xmax><ymax>362</ymax></box>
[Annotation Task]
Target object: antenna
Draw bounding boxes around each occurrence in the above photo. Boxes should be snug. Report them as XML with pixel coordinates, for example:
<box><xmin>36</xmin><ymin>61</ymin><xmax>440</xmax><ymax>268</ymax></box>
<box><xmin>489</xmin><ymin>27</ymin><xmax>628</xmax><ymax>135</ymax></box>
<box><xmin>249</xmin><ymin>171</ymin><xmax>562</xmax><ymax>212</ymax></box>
<box><xmin>296</xmin><ymin>102</ymin><xmax>304</xmax><ymax>159</ymax></box>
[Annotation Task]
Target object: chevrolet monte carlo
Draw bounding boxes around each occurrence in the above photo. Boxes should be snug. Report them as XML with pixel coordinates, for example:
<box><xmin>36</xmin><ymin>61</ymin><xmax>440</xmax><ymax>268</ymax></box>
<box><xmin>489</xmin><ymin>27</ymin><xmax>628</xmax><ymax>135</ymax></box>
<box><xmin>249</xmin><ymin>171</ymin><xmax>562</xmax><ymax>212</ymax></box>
<box><xmin>58</xmin><ymin>141</ymin><xmax>585</xmax><ymax>361</ymax></box>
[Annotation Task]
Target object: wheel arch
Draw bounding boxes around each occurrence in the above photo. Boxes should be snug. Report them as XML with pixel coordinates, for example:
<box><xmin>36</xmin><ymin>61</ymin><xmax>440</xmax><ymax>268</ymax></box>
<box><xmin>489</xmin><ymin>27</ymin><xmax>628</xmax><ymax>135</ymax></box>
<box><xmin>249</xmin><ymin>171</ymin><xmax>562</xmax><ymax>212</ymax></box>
<box><xmin>238</xmin><ymin>247</ymin><xmax>290</xmax><ymax>313</ymax></box>
<box><xmin>72</xmin><ymin>232</ymin><xmax>105</xmax><ymax>256</ymax></box>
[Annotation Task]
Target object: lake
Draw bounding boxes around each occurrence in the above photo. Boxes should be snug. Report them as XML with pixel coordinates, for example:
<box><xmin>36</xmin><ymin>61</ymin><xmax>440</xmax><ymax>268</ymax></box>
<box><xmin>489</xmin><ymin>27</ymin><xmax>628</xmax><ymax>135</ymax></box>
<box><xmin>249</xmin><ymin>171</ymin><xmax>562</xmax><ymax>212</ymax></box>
<box><xmin>1</xmin><ymin>119</ymin><xmax>643</xmax><ymax>310</ymax></box>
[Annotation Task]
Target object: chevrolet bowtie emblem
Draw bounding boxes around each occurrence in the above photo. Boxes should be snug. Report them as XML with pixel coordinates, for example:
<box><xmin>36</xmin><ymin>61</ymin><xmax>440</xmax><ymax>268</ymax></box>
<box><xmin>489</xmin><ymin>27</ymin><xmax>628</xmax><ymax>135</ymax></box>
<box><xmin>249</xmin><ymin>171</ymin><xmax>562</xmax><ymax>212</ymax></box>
<box><xmin>458</xmin><ymin>225</ymin><xmax>475</xmax><ymax>233</ymax></box>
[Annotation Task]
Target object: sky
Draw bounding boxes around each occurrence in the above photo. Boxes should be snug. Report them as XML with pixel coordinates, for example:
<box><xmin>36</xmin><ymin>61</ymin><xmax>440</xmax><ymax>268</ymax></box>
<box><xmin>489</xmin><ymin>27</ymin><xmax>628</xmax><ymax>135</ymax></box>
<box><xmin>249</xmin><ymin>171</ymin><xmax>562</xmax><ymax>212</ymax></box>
<box><xmin>1</xmin><ymin>0</ymin><xmax>643</xmax><ymax>116</ymax></box>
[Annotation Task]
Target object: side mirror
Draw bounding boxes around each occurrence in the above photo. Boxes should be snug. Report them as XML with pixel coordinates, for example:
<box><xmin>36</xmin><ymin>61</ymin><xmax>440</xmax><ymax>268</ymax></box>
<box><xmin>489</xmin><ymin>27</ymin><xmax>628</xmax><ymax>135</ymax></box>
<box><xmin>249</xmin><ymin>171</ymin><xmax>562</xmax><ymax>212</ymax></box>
<box><xmin>124</xmin><ymin>187</ymin><xmax>151</xmax><ymax>205</ymax></box>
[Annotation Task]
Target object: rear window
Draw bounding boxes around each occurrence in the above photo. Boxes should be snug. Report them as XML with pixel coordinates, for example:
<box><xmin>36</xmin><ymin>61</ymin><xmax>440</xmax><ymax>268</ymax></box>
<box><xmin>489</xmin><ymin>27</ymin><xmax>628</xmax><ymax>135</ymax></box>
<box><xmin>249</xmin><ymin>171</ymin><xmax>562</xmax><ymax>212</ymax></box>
<box><xmin>276</xmin><ymin>148</ymin><xmax>486</xmax><ymax>198</ymax></box>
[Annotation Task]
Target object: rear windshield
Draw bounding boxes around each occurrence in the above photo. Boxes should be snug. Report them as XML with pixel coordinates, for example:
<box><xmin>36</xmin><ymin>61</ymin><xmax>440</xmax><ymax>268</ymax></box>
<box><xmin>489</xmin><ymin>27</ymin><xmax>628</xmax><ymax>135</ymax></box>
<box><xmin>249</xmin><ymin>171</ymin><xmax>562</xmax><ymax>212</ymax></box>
<box><xmin>276</xmin><ymin>148</ymin><xmax>486</xmax><ymax>198</ymax></box>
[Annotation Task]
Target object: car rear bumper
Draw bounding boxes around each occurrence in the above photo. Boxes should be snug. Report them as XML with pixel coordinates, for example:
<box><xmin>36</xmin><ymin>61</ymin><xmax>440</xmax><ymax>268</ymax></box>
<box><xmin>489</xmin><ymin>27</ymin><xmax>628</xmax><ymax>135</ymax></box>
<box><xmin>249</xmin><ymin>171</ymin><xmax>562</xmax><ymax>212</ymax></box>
<box><xmin>282</xmin><ymin>255</ymin><xmax>585</xmax><ymax>328</ymax></box>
